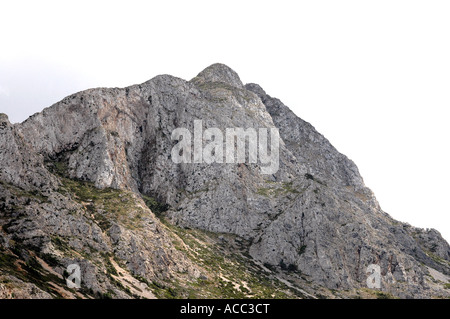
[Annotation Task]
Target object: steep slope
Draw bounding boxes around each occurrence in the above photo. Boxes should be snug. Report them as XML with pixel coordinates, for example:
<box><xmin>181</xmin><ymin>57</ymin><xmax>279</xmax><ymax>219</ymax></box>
<box><xmin>0</xmin><ymin>112</ymin><xmax>202</xmax><ymax>298</ymax></box>
<box><xmin>1</xmin><ymin>64</ymin><xmax>449</xmax><ymax>298</ymax></box>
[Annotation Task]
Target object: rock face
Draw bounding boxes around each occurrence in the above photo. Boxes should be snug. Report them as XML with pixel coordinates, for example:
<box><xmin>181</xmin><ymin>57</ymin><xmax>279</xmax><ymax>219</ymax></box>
<box><xmin>1</xmin><ymin>64</ymin><xmax>449</xmax><ymax>299</ymax></box>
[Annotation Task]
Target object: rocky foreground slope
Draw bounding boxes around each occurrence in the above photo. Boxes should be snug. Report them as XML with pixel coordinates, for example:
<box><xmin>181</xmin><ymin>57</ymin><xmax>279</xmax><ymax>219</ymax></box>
<box><xmin>1</xmin><ymin>64</ymin><xmax>449</xmax><ymax>298</ymax></box>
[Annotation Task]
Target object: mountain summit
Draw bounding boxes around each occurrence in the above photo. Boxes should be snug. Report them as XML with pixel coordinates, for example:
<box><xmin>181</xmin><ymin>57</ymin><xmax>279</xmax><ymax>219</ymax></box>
<box><xmin>0</xmin><ymin>64</ymin><xmax>449</xmax><ymax>299</ymax></box>
<box><xmin>192</xmin><ymin>63</ymin><xmax>244</xmax><ymax>88</ymax></box>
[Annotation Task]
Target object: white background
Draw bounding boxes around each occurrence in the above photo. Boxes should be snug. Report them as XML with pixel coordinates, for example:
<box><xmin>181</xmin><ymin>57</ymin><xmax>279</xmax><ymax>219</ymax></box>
<box><xmin>1</xmin><ymin>0</ymin><xmax>449</xmax><ymax>241</ymax></box>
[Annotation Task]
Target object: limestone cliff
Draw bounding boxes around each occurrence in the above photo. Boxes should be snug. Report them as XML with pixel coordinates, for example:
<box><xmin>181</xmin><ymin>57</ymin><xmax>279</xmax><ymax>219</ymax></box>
<box><xmin>0</xmin><ymin>64</ymin><xmax>449</xmax><ymax>299</ymax></box>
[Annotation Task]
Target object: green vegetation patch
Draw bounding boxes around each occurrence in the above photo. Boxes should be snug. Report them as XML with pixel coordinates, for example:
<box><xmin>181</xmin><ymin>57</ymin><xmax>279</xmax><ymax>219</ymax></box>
<box><xmin>0</xmin><ymin>246</ymin><xmax>76</xmax><ymax>298</ymax></box>
<box><xmin>147</xmin><ymin>216</ymin><xmax>308</xmax><ymax>299</ymax></box>
<box><xmin>0</xmin><ymin>180</ymin><xmax>48</xmax><ymax>204</ymax></box>
<box><xmin>375</xmin><ymin>291</ymin><xmax>396</xmax><ymax>299</ymax></box>
<box><xmin>257</xmin><ymin>181</ymin><xmax>303</xmax><ymax>198</ymax></box>
<box><xmin>142</xmin><ymin>195</ymin><xmax>169</xmax><ymax>217</ymax></box>
<box><xmin>59</xmin><ymin>177</ymin><xmax>146</xmax><ymax>231</ymax></box>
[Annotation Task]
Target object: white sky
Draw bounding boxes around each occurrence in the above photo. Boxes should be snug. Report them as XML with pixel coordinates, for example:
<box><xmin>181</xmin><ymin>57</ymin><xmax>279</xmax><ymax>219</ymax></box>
<box><xmin>1</xmin><ymin>0</ymin><xmax>449</xmax><ymax>241</ymax></box>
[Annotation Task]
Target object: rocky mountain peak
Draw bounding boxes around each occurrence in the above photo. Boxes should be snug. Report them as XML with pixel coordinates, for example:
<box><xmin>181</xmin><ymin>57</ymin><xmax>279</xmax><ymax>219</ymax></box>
<box><xmin>0</xmin><ymin>113</ymin><xmax>9</xmax><ymax>125</ymax></box>
<box><xmin>1</xmin><ymin>65</ymin><xmax>449</xmax><ymax>299</ymax></box>
<box><xmin>245</xmin><ymin>83</ymin><xmax>267</xmax><ymax>96</ymax></box>
<box><xmin>190</xmin><ymin>63</ymin><xmax>244</xmax><ymax>88</ymax></box>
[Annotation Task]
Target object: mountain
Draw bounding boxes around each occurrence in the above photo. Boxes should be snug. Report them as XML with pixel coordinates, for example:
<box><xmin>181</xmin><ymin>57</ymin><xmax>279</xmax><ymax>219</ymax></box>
<box><xmin>0</xmin><ymin>63</ymin><xmax>449</xmax><ymax>299</ymax></box>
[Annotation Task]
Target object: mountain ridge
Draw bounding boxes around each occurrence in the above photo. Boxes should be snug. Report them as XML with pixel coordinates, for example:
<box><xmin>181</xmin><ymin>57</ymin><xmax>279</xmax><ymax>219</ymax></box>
<box><xmin>1</xmin><ymin>63</ymin><xmax>449</xmax><ymax>299</ymax></box>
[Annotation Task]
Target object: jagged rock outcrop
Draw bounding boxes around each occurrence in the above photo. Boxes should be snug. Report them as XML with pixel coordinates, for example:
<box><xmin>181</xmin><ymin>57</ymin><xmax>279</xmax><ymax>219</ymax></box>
<box><xmin>1</xmin><ymin>64</ymin><xmax>449</xmax><ymax>298</ymax></box>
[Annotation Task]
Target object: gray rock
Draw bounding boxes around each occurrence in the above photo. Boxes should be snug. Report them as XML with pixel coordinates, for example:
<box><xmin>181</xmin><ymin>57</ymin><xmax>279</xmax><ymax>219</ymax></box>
<box><xmin>0</xmin><ymin>63</ymin><xmax>449</xmax><ymax>298</ymax></box>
